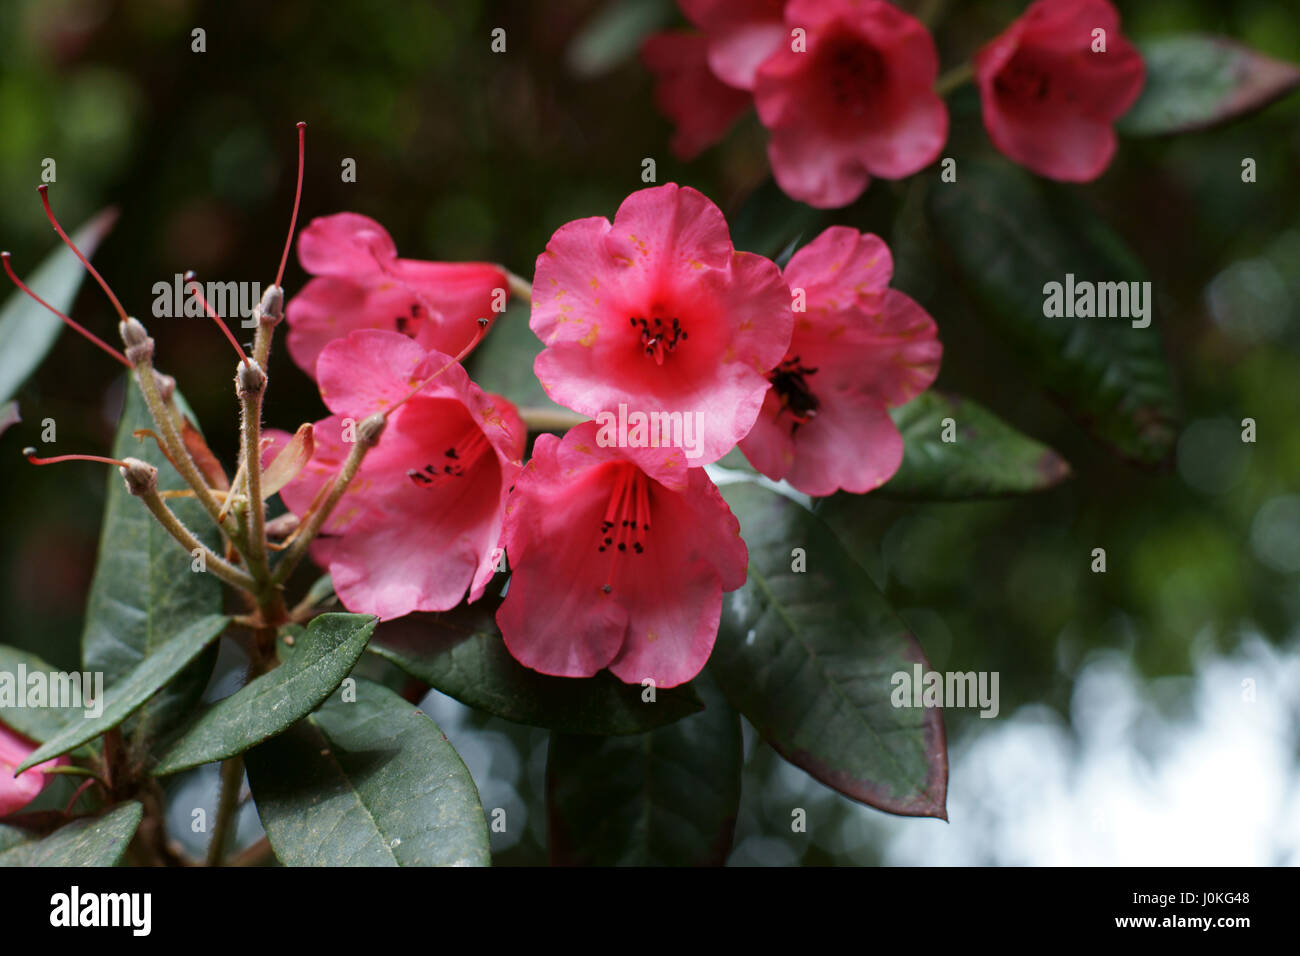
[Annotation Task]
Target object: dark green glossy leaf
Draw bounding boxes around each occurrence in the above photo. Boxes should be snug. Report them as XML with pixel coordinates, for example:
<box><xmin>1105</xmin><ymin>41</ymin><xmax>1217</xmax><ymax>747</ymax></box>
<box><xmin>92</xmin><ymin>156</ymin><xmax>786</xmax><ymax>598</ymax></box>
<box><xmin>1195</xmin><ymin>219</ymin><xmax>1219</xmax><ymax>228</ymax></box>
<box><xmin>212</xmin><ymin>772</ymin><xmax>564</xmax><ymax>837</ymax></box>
<box><xmin>153</xmin><ymin>613</ymin><xmax>377</xmax><ymax>775</ymax></box>
<box><xmin>17</xmin><ymin>615</ymin><xmax>229</xmax><ymax>772</ymax></box>
<box><xmin>927</xmin><ymin>159</ymin><xmax>1178</xmax><ymax>465</ymax></box>
<box><xmin>82</xmin><ymin>382</ymin><xmax>224</xmax><ymax>755</ymax></box>
<box><xmin>369</xmin><ymin>602</ymin><xmax>704</xmax><ymax>735</ymax></box>
<box><xmin>0</xmin><ymin>801</ymin><xmax>141</xmax><ymax>867</ymax></box>
<box><xmin>876</xmin><ymin>391</ymin><xmax>1071</xmax><ymax>499</ymax></box>
<box><xmin>714</xmin><ymin>484</ymin><xmax>947</xmax><ymax>818</ymax></box>
<box><xmin>245</xmin><ymin>678</ymin><xmax>490</xmax><ymax>866</ymax></box>
<box><xmin>0</xmin><ymin>645</ymin><xmax>90</xmax><ymax>743</ymax></box>
<box><xmin>547</xmin><ymin>675</ymin><xmax>741</xmax><ymax>865</ymax></box>
<box><xmin>1119</xmin><ymin>35</ymin><xmax>1300</xmax><ymax>136</ymax></box>
<box><xmin>0</xmin><ymin>209</ymin><xmax>117</xmax><ymax>404</ymax></box>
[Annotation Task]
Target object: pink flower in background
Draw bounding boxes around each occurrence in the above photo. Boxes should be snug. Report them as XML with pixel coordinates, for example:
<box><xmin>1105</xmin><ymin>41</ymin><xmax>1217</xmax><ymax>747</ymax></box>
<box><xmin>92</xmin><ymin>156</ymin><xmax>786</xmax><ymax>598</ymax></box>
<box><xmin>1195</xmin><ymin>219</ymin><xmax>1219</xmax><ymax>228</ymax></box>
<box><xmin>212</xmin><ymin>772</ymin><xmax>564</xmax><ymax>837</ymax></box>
<box><xmin>740</xmin><ymin>226</ymin><xmax>941</xmax><ymax>496</ymax></box>
<box><xmin>975</xmin><ymin>0</ymin><xmax>1145</xmax><ymax>181</ymax></box>
<box><xmin>531</xmin><ymin>183</ymin><xmax>793</xmax><ymax>466</ymax></box>
<box><xmin>679</xmin><ymin>0</ymin><xmax>786</xmax><ymax>91</ymax></box>
<box><xmin>1</xmin><ymin>723</ymin><xmax>65</xmax><ymax>816</ymax></box>
<box><xmin>285</xmin><ymin>213</ymin><xmax>506</xmax><ymax>380</ymax></box>
<box><xmin>269</xmin><ymin>329</ymin><xmax>524</xmax><ymax>619</ymax></box>
<box><xmin>497</xmin><ymin>423</ymin><xmax>747</xmax><ymax>688</ymax></box>
<box><xmin>754</xmin><ymin>0</ymin><xmax>947</xmax><ymax>208</ymax></box>
<box><xmin>641</xmin><ymin>32</ymin><xmax>752</xmax><ymax>160</ymax></box>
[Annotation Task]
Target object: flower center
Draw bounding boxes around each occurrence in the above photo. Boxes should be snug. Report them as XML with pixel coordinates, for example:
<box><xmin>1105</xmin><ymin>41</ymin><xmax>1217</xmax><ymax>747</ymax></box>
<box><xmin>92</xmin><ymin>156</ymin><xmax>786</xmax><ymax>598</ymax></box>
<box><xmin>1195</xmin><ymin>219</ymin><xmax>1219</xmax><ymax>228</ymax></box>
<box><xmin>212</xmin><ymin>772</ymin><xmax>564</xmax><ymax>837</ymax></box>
<box><xmin>769</xmin><ymin>356</ymin><xmax>820</xmax><ymax>433</ymax></box>
<box><xmin>596</xmin><ymin>462</ymin><xmax>652</xmax><ymax>594</ymax></box>
<box><xmin>994</xmin><ymin>58</ymin><xmax>1052</xmax><ymax>104</ymax></box>
<box><xmin>407</xmin><ymin>425</ymin><xmax>491</xmax><ymax>488</ymax></box>
<box><xmin>630</xmin><ymin>314</ymin><xmax>687</xmax><ymax>366</ymax></box>
<box><xmin>822</xmin><ymin>37</ymin><xmax>887</xmax><ymax>118</ymax></box>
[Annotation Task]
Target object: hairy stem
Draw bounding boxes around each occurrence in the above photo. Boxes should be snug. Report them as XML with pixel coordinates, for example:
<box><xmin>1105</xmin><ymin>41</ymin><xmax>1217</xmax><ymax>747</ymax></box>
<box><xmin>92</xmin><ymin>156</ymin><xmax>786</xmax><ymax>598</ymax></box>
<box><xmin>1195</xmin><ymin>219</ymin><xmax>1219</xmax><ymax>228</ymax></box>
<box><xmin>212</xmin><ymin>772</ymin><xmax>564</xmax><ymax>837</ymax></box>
<box><xmin>519</xmin><ymin>406</ymin><xmax>585</xmax><ymax>432</ymax></box>
<box><xmin>238</xmin><ymin>368</ymin><xmax>271</xmax><ymax>588</ymax></box>
<box><xmin>935</xmin><ymin>62</ymin><xmax>974</xmax><ymax>98</ymax></box>
<box><xmin>272</xmin><ymin>415</ymin><xmax>385</xmax><ymax>587</ymax></box>
<box><xmin>137</xmin><ymin>486</ymin><xmax>259</xmax><ymax>591</ymax></box>
<box><xmin>135</xmin><ymin>360</ymin><xmax>245</xmax><ymax>546</ymax></box>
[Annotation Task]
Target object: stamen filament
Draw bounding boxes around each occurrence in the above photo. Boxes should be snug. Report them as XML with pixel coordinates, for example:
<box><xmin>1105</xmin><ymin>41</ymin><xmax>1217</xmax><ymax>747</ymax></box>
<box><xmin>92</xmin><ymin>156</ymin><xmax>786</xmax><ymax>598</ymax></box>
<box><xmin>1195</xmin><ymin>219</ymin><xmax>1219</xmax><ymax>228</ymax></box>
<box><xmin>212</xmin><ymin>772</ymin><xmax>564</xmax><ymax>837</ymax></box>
<box><xmin>24</xmin><ymin>449</ymin><xmax>129</xmax><ymax>467</ymax></box>
<box><xmin>38</xmin><ymin>185</ymin><xmax>128</xmax><ymax>324</ymax></box>
<box><xmin>185</xmin><ymin>271</ymin><xmax>248</xmax><ymax>363</ymax></box>
<box><xmin>2</xmin><ymin>253</ymin><xmax>131</xmax><ymax>367</ymax></box>
<box><xmin>275</xmin><ymin>122</ymin><xmax>307</xmax><ymax>290</ymax></box>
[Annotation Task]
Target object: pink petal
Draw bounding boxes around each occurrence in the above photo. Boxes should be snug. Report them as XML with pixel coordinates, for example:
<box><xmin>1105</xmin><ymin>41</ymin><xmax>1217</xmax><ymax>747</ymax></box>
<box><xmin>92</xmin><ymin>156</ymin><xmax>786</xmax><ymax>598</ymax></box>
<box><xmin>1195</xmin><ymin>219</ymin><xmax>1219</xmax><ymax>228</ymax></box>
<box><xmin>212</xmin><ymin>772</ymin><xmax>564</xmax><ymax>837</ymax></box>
<box><xmin>297</xmin><ymin>212</ymin><xmax>396</xmax><ymax>277</ymax></box>
<box><xmin>642</xmin><ymin>32</ymin><xmax>753</xmax><ymax>160</ymax></box>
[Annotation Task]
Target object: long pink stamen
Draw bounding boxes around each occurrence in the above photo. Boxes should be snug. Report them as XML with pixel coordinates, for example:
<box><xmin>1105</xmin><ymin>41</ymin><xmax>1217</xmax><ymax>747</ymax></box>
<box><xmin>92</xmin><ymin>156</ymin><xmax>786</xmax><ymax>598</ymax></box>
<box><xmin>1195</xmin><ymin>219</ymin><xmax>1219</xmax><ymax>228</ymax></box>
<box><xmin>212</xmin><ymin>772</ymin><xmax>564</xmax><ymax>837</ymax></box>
<box><xmin>184</xmin><ymin>270</ymin><xmax>249</xmax><ymax>363</ymax></box>
<box><xmin>597</xmin><ymin>464</ymin><xmax>651</xmax><ymax>594</ymax></box>
<box><xmin>2</xmin><ymin>253</ymin><xmax>131</xmax><ymax>367</ymax></box>
<box><xmin>24</xmin><ymin>449</ymin><xmax>130</xmax><ymax>467</ymax></box>
<box><xmin>275</xmin><ymin>122</ymin><xmax>306</xmax><ymax>289</ymax></box>
<box><xmin>387</xmin><ymin>318</ymin><xmax>494</xmax><ymax>415</ymax></box>
<box><xmin>38</xmin><ymin>185</ymin><xmax>128</xmax><ymax>324</ymax></box>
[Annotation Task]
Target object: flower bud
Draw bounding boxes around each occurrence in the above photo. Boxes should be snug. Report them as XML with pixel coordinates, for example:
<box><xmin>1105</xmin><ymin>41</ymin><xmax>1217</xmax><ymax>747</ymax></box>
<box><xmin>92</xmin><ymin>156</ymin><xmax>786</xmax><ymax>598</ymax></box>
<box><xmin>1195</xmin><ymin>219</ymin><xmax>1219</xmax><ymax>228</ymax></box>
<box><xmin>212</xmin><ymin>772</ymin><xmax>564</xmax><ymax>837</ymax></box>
<box><xmin>236</xmin><ymin>359</ymin><xmax>267</xmax><ymax>396</ymax></box>
<box><xmin>258</xmin><ymin>285</ymin><xmax>285</xmax><ymax>327</ymax></box>
<box><xmin>119</xmin><ymin>317</ymin><xmax>154</xmax><ymax>365</ymax></box>
<box><xmin>119</xmin><ymin>457</ymin><xmax>158</xmax><ymax>497</ymax></box>
<box><xmin>358</xmin><ymin>412</ymin><xmax>387</xmax><ymax>446</ymax></box>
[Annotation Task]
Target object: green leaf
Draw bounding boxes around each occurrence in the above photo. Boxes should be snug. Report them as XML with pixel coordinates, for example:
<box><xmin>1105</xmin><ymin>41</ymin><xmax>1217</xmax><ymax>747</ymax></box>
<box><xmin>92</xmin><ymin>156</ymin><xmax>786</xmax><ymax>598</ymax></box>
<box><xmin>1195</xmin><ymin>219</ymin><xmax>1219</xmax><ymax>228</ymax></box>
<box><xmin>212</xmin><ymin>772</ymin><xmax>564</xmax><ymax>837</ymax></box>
<box><xmin>0</xmin><ymin>209</ymin><xmax>117</xmax><ymax>404</ymax></box>
<box><xmin>547</xmin><ymin>675</ymin><xmax>742</xmax><ymax>865</ymax></box>
<box><xmin>468</xmin><ymin>300</ymin><xmax>566</xmax><ymax>415</ymax></box>
<box><xmin>566</xmin><ymin>0</ymin><xmax>672</xmax><ymax>78</ymax></box>
<box><xmin>875</xmin><ymin>391</ymin><xmax>1071</xmax><ymax>499</ymax></box>
<box><xmin>0</xmin><ymin>824</ymin><xmax>30</xmax><ymax>854</ymax></box>
<box><xmin>81</xmin><ymin>381</ymin><xmax>224</xmax><ymax>754</ymax></box>
<box><xmin>927</xmin><ymin>159</ymin><xmax>1178</xmax><ymax>465</ymax></box>
<box><xmin>0</xmin><ymin>645</ymin><xmax>91</xmax><ymax>743</ymax></box>
<box><xmin>0</xmin><ymin>801</ymin><xmax>142</xmax><ymax>867</ymax></box>
<box><xmin>713</xmin><ymin>484</ymin><xmax>947</xmax><ymax>818</ymax></box>
<box><xmin>0</xmin><ymin>401</ymin><xmax>18</xmax><ymax>438</ymax></box>
<box><xmin>369</xmin><ymin>601</ymin><xmax>705</xmax><ymax>735</ymax></box>
<box><xmin>245</xmin><ymin>678</ymin><xmax>490</xmax><ymax>866</ymax></box>
<box><xmin>730</xmin><ymin>177</ymin><xmax>832</xmax><ymax>263</ymax></box>
<box><xmin>1119</xmin><ymin>35</ymin><xmax>1300</xmax><ymax>136</ymax></box>
<box><xmin>17</xmin><ymin>615</ymin><xmax>229</xmax><ymax>772</ymax></box>
<box><xmin>153</xmin><ymin>613</ymin><xmax>377</xmax><ymax>776</ymax></box>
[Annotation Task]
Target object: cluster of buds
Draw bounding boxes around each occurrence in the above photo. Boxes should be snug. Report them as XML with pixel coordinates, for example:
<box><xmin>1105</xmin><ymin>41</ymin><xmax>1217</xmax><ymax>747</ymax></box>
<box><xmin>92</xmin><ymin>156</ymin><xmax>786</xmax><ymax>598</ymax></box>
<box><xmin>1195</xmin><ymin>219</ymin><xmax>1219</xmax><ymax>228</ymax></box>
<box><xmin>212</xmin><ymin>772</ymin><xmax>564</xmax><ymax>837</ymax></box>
<box><xmin>2</xmin><ymin>124</ymin><xmax>393</xmax><ymax>660</ymax></box>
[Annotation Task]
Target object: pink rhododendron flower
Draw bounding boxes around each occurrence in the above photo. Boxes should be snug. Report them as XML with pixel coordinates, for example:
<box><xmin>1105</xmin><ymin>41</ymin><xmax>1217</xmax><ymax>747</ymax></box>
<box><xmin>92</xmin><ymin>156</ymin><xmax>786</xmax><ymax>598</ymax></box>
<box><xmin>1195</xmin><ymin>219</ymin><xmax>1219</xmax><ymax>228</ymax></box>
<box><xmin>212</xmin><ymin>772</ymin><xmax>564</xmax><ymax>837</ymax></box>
<box><xmin>268</xmin><ymin>329</ymin><xmax>524</xmax><ymax>620</ymax></box>
<box><xmin>497</xmin><ymin>422</ymin><xmax>746</xmax><ymax>688</ymax></box>
<box><xmin>285</xmin><ymin>213</ymin><xmax>506</xmax><ymax>380</ymax></box>
<box><xmin>641</xmin><ymin>31</ymin><xmax>753</xmax><ymax>160</ymax></box>
<box><xmin>1</xmin><ymin>722</ymin><xmax>65</xmax><ymax>816</ymax></box>
<box><xmin>975</xmin><ymin>0</ymin><xmax>1145</xmax><ymax>182</ymax></box>
<box><xmin>531</xmin><ymin>183</ymin><xmax>793</xmax><ymax>466</ymax></box>
<box><xmin>679</xmin><ymin>0</ymin><xmax>786</xmax><ymax>91</ymax></box>
<box><xmin>753</xmin><ymin>0</ymin><xmax>947</xmax><ymax>208</ymax></box>
<box><xmin>740</xmin><ymin>226</ymin><xmax>941</xmax><ymax>496</ymax></box>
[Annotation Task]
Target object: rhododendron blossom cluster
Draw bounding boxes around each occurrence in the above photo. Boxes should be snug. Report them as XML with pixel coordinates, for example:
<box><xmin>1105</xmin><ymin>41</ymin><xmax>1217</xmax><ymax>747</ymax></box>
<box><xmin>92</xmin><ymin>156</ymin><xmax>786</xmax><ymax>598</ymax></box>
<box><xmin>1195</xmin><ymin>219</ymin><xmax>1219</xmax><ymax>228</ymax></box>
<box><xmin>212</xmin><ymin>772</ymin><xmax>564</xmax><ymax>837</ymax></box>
<box><xmin>643</xmin><ymin>0</ymin><xmax>1146</xmax><ymax>204</ymax></box>
<box><xmin>277</xmin><ymin>182</ymin><xmax>941</xmax><ymax>686</ymax></box>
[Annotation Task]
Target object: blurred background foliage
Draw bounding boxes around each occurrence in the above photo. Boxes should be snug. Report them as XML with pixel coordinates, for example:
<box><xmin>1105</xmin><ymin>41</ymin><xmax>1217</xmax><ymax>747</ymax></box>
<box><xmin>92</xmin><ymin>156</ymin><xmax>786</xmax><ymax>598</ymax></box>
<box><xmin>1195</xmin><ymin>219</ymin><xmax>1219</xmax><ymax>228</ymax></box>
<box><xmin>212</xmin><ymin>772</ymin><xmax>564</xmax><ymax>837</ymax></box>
<box><xmin>1</xmin><ymin>0</ymin><xmax>1297</xmax><ymax>864</ymax></box>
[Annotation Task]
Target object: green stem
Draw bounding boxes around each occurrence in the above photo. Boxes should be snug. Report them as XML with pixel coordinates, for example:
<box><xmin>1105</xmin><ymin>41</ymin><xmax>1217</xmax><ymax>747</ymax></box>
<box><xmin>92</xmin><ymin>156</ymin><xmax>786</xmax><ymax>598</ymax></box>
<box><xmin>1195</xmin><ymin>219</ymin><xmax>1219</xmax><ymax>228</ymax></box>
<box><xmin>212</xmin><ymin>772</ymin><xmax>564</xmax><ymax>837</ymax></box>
<box><xmin>207</xmin><ymin>756</ymin><xmax>243</xmax><ymax>866</ymax></box>
<box><xmin>238</xmin><ymin>373</ymin><xmax>271</xmax><ymax>588</ymax></box>
<box><xmin>271</xmin><ymin>416</ymin><xmax>384</xmax><ymax>587</ymax></box>
<box><xmin>935</xmin><ymin>62</ymin><xmax>974</xmax><ymax>98</ymax></box>
<box><xmin>135</xmin><ymin>361</ymin><xmax>245</xmax><ymax>546</ymax></box>
<box><xmin>138</xmin><ymin>486</ymin><xmax>259</xmax><ymax>592</ymax></box>
<box><xmin>519</xmin><ymin>406</ymin><xmax>585</xmax><ymax>432</ymax></box>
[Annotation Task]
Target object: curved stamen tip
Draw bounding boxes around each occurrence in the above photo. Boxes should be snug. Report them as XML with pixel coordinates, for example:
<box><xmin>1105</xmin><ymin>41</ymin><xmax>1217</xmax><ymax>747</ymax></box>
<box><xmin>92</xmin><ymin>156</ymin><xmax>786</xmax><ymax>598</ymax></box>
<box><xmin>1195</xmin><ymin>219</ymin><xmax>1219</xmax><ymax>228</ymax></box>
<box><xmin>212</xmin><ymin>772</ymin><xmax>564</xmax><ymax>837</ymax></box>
<box><xmin>38</xmin><ymin>184</ymin><xmax>129</xmax><ymax>324</ymax></box>
<box><xmin>275</xmin><ymin>121</ymin><xmax>308</xmax><ymax>289</ymax></box>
